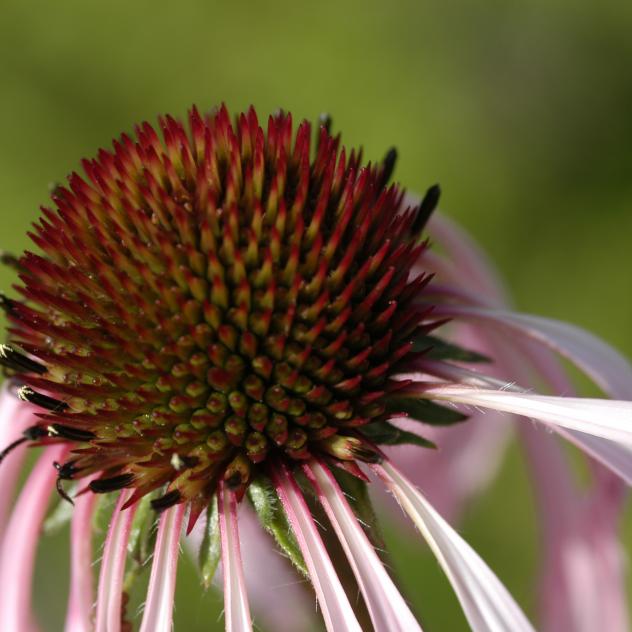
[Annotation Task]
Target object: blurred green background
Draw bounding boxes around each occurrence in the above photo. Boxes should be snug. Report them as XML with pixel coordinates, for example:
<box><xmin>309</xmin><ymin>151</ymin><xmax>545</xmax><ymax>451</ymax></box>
<box><xmin>1</xmin><ymin>0</ymin><xmax>631</xmax><ymax>629</ymax></box>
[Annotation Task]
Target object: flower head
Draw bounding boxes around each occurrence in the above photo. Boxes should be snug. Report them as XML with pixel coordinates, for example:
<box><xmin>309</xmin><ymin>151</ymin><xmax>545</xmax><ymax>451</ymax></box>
<box><xmin>1</xmin><ymin>105</ymin><xmax>631</xmax><ymax>632</ymax></box>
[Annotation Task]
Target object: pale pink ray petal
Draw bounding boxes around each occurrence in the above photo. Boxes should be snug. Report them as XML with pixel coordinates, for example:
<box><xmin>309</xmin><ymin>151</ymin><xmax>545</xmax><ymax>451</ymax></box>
<box><xmin>418</xmin><ymin>213</ymin><xmax>632</xmax><ymax>478</ymax></box>
<box><xmin>436</xmin><ymin>323</ymin><xmax>630</xmax><ymax>630</ymax></box>
<box><xmin>560</xmin><ymin>432</ymin><xmax>632</xmax><ymax>485</ymax></box>
<box><xmin>271</xmin><ymin>462</ymin><xmax>362</xmax><ymax>632</ymax></box>
<box><xmin>521</xmin><ymin>425</ymin><xmax>629</xmax><ymax>632</ymax></box>
<box><xmin>500</xmin><ymin>316</ymin><xmax>632</xmax><ymax>483</ymax></box>
<box><xmin>65</xmin><ymin>488</ymin><xmax>98</xmax><ymax>632</ymax></box>
<box><xmin>386</xmin><ymin>323</ymin><xmax>511</xmax><ymax>524</ymax></box>
<box><xmin>186</xmin><ymin>506</ymin><xmax>314</xmax><ymax>632</ymax></box>
<box><xmin>514</xmin><ymin>336</ymin><xmax>632</xmax><ymax>485</ymax></box>
<box><xmin>0</xmin><ymin>444</ymin><xmax>68</xmax><ymax>632</ymax></box>
<box><xmin>576</xmin><ymin>479</ymin><xmax>628</xmax><ymax>632</ymax></box>
<box><xmin>499</xmin><ymin>340</ymin><xmax>630</xmax><ymax>632</ymax></box>
<box><xmin>375</xmin><ymin>459</ymin><xmax>535</xmax><ymax>632</ymax></box>
<box><xmin>416</xmin><ymin>321</ymin><xmax>632</xmax><ymax>483</ymax></box>
<box><xmin>417</xmin><ymin>209</ymin><xmax>630</xmax><ymax>629</ymax></box>
<box><xmin>305</xmin><ymin>459</ymin><xmax>423</xmax><ymax>632</ymax></box>
<box><xmin>238</xmin><ymin>507</ymin><xmax>314</xmax><ymax>632</ymax></box>
<box><xmin>0</xmin><ymin>386</ymin><xmax>39</xmax><ymax>538</ymax></box>
<box><xmin>218</xmin><ymin>484</ymin><xmax>253</xmax><ymax>632</ymax></box>
<box><xmin>139</xmin><ymin>502</ymin><xmax>186</xmax><ymax>632</ymax></box>
<box><xmin>431</xmin><ymin>305</ymin><xmax>632</xmax><ymax>399</ymax></box>
<box><xmin>95</xmin><ymin>490</ymin><xmax>138</xmax><ymax>632</ymax></box>
<box><xmin>423</xmin><ymin>384</ymin><xmax>632</xmax><ymax>446</ymax></box>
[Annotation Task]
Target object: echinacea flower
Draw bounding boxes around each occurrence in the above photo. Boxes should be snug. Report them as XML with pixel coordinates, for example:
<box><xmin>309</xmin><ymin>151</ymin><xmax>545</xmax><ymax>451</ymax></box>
<box><xmin>0</xmin><ymin>105</ymin><xmax>630</xmax><ymax>632</ymax></box>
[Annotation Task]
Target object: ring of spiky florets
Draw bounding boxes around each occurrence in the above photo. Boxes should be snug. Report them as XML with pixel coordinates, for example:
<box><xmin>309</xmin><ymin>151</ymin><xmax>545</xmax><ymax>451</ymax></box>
<box><xmin>0</xmin><ymin>105</ymin><xmax>452</xmax><ymax>526</ymax></box>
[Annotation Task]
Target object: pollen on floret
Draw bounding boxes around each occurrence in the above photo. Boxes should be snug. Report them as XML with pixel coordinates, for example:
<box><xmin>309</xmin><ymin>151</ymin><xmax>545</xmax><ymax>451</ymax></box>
<box><xmin>2</xmin><ymin>104</ymin><xmax>440</xmax><ymax>525</ymax></box>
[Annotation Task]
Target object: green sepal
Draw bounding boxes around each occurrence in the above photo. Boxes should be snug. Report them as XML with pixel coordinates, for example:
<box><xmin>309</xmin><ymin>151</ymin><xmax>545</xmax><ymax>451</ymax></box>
<box><xmin>123</xmin><ymin>494</ymin><xmax>155</xmax><ymax>592</ymax></box>
<box><xmin>361</xmin><ymin>421</ymin><xmax>437</xmax><ymax>449</ymax></box>
<box><xmin>127</xmin><ymin>494</ymin><xmax>154</xmax><ymax>558</ymax></box>
<box><xmin>332</xmin><ymin>469</ymin><xmax>387</xmax><ymax>554</ymax></box>
<box><xmin>43</xmin><ymin>487</ymin><xmax>76</xmax><ymax>535</ymax></box>
<box><xmin>386</xmin><ymin>397</ymin><xmax>468</xmax><ymax>425</ymax></box>
<box><xmin>199</xmin><ymin>495</ymin><xmax>221</xmax><ymax>590</ymax></box>
<box><xmin>413</xmin><ymin>334</ymin><xmax>491</xmax><ymax>363</ymax></box>
<box><xmin>248</xmin><ymin>475</ymin><xmax>308</xmax><ymax>578</ymax></box>
<box><xmin>92</xmin><ymin>492</ymin><xmax>118</xmax><ymax>534</ymax></box>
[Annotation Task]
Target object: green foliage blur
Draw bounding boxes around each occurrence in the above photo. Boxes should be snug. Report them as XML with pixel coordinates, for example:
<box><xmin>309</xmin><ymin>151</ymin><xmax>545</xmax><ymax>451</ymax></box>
<box><xmin>1</xmin><ymin>1</ymin><xmax>631</xmax><ymax>630</ymax></box>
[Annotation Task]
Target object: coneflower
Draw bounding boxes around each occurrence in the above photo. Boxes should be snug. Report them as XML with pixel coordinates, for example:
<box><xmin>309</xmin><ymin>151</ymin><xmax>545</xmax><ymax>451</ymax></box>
<box><xmin>0</xmin><ymin>105</ymin><xmax>630</xmax><ymax>631</ymax></box>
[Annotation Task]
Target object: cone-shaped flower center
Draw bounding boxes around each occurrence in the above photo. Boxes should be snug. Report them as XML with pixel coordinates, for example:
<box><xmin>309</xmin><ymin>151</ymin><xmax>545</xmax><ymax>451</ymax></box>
<box><xmin>4</xmin><ymin>106</ymin><xmax>433</xmax><ymax>512</ymax></box>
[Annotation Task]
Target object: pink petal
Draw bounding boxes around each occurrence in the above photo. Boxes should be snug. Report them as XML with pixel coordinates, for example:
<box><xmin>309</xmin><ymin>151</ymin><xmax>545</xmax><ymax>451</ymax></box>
<box><xmin>139</xmin><ymin>502</ymin><xmax>186</xmax><ymax>632</ymax></box>
<box><xmin>452</xmin><ymin>316</ymin><xmax>630</xmax><ymax>631</ymax></box>
<box><xmin>305</xmin><ymin>459</ymin><xmax>423</xmax><ymax>632</ymax></box>
<box><xmin>518</xmin><ymin>338</ymin><xmax>632</xmax><ymax>485</ymax></box>
<box><xmin>521</xmin><ymin>426</ymin><xmax>629</xmax><ymax>632</ymax></box>
<box><xmin>238</xmin><ymin>507</ymin><xmax>314</xmax><ymax>631</ymax></box>
<box><xmin>0</xmin><ymin>444</ymin><xmax>68</xmax><ymax>632</ymax></box>
<box><xmin>420</xmin><ymin>361</ymin><xmax>632</xmax><ymax>483</ymax></box>
<box><xmin>416</xmin><ymin>209</ymin><xmax>630</xmax><ymax>629</ymax></box>
<box><xmin>271</xmin><ymin>462</ymin><xmax>362</xmax><ymax>632</ymax></box>
<box><xmin>0</xmin><ymin>386</ymin><xmax>39</xmax><ymax>538</ymax></box>
<box><xmin>186</xmin><ymin>505</ymin><xmax>314</xmax><ymax>632</ymax></box>
<box><xmin>375</xmin><ymin>459</ymin><xmax>535</xmax><ymax>632</ymax></box>
<box><xmin>387</xmin><ymin>324</ymin><xmax>511</xmax><ymax>524</ymax></box>
<box><xmin>419</xmin><ymin>299</ymin><xmax>632</xmax><ymax>483</ymax></box>
<box><xmin>65</xmin><ymin>488</ymin><xmax>98</xmax><ymax>632</ymax></box>
<box><xmin>432</xmin><ymin>306</ymin><xmax>632</xmax><ymax>399</ymax></box>
<box><xmin>561</xmin><ymin>433</ymin><xmax>632</xmax><ymax>485</ymax></box>
<box><xmin>423</xmin><ymin>384</ymin><xmax>632</xmax><ymax>447</ymax></box>
<box><xmin>95</xmin><ymin>490</ymin><xmax>138</xmax><ymax>632</ymax></box>
<box><xmin>218</xmin><ymin>484</ymin><xmax>253</xmax><ymax>632</ymax></box>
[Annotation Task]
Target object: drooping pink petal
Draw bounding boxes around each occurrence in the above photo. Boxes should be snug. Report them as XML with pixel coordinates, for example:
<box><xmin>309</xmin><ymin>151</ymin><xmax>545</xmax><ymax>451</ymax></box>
<box><xmin>521</xmin><ymin>425</ymin><xmax>629</xmax><ymax>632</ymax></box>
<box><xmin>218</xmin><ymin>483</ymin><xmax>253</xmax><ymax>632</ymax></box>
<box><xmin>186</xmin><ymin>505</ymin><xmax>315</xmax><ymax>632</ymax></box>
<box><xmin>0</xmin><ymin>385</ymin><xmax>39</xmax><ymax>539</ymax></box>
<box><xmin>431</xmin><ymin>305</ymin><xmax>632</xmax><ymax>399</ymax></box>
<box><xmin>238</xmin><ymin>507</ymin><xmax>314</xmax><ymax>631</ymax></box>
<box><xmin>423</xmin><ymin>359</ymin><xmax>632</xmax><ymax>483</ymax></box>
<box><xmin>497</xmin><ymin>339</ymin><xmax>630</xmax><ymax>632</ymax></box>
<box><xmin>501</xmin><ymin>314</ymin><xmax>632</xmax><ymax>484</ymax></box>
<box><xmin>422</xmin><ymin>384</ymin><xmax>632</xmax><ymax>447</ymax></box>
<box><xmin>65</xmin><ymin>488</ymin><xmax>98</xmax><ymax>632</ymax></box>
<box><xmin>375</xmin><ymin>459</ymin><xmax>535</xmax><ymax>632</ymax></box>
<box><xmin>95</xmin><ymin>490</ymin><xmax>138</xmax><ymax>632</ymax></box>
<box><xmin>271</xmin><ymin>462</ymin><xmax>362</xmax><ymax>632</ymax></box>
<box><xmin>450</xmin><ymin>312</ymin><xmax>630</xmax><ymax>631</ymax></box>
<box><xmin>420</xmin><ymin>282</ymin><xmax>632</xmax><ymax>484</ymax></box>
<box><xmin>419</xmin><ymin>209</ymin><xmax>630</xmax><ymax>629</ymax></box>
<box><xmin>386</xmin><ymin>324</ymin><xmax>511</xmax><ymax>524</ymax></box>
<box><xmin>562</xmin><ymin>433</ymin><xmax>632</xmax><ymax>485</ymax></box>
<box><xmin>0</xmin><ymin>444</ymin><xmax>68</xmax><ymax>632</ymax></box>
<box><xmin>305</xmin><ymin>459</ymin><xmax>423</xmax><ymax>632</ymax></box>
<box><xmin>420</xmin><ymin>210</ymin><xmax>632</xmax><ymax>478</ymax></box>
<box><xmin>139</xmin><ymin>502</ymin><xmax>186</xmax><ymax>632</ymax></box>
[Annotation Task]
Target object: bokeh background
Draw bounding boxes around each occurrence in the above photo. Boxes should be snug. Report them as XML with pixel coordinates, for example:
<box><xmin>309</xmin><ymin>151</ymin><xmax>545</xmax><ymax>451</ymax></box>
<box><xmin>1</xmin><ymin>1</ymin><xmax>631</xmax><ymax>629</ymax></box>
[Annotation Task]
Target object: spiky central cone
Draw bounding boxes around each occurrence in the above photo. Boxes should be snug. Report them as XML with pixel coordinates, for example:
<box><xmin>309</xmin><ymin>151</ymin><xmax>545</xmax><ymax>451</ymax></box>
<box><xmin>6</xmin><ymin>106</ymin><xmax>432</xmax><ymax>512</ymax></box>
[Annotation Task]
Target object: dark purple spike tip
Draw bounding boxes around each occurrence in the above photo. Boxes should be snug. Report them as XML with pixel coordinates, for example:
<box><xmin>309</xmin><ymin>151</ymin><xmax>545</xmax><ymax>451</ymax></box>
<box><xmin>412</xmin><ymin>184</ymin><xmax>441</xmax><ymax>234</ymax></box>
<box><xmin>89</xmin><ymin>473</ymin><xmax>135</xmax><ymax>494</ymax></box>
<box><xmin>379</xmin><ymin>147</ymin><xmax>398</xmax><ymax>188</ymax></box>
<box><xmin>151</xmin><ymin>489</ymin><xmax>182</xmax><ymax>512</ymax></box>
